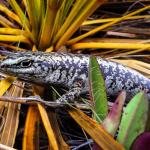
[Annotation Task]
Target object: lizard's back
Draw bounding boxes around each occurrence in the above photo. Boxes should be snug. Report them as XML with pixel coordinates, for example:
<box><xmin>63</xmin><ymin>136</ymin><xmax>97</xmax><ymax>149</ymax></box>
<box><xmin>0</xmin><ymin>51</ymin><xmax>150</xmax><ymax>100</ymax></box>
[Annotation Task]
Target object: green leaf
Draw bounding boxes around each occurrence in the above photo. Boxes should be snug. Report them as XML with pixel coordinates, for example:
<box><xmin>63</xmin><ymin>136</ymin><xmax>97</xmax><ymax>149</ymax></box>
<box><xmin>103</xmin><ymin>91</ymin><xmax>126</xmax><ymax>136</ymax></box>
<box><xmin>117</xmin><ymin>92</ymin><xmax>149</xmax><ymax>150</ymax></box>
<box><xmin>89</xmin><ymin>56</ymin><xmax>108</xmax><ymax>122</ymax></box>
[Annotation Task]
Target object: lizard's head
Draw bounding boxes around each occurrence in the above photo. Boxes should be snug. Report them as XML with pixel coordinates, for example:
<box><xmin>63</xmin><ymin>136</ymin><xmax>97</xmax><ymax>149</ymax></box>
<box><xmin>0</xmin><ymin>51</ymin><xmax>51</xmax><ymax>83</ymax></box>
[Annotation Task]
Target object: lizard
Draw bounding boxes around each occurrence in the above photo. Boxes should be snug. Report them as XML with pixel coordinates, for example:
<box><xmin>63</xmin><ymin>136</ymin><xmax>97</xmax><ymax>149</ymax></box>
<box><xmin>0</xmin><ymin>51</ymin><xmax>150</xmax><ymax>104</ymax></box>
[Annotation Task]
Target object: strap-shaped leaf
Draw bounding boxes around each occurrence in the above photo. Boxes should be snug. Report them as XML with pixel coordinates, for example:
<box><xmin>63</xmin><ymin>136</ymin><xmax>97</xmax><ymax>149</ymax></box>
<box><xmin>89</xmin><ymin>56</ymin><xmax>108</xmax><ymax>122</ymax></box>
<box><xmin>69</xmin><ymin>108</ymin><xmax>125</xmax><ymax>150</ymax></box>
<box><xmin>117</xmin><ymin>92</ymin><xmax>149</xmax><ymax>150</ymax></box>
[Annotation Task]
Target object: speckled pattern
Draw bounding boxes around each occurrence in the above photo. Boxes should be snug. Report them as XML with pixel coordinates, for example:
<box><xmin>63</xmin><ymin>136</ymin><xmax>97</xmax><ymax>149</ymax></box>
<box><xmin>0</xmin><ymin>51</ymin><xmax>150</xmax><ymax>102</ymax></box>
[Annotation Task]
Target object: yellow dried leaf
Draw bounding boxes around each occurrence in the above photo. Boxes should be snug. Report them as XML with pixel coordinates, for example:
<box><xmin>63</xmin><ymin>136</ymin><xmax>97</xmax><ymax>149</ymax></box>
<box><xmin>0</xmin><ymin>35</ymin><xmax>31</xmax><ymax>45</ymax></box>
<box><xmin>0</xmin><ymin>4</ymin><xmax>21</xmax><ymax>25</ymax></box>
<box><xmin>23</xmin><ymin>106</ymin><xmax>40</xmax><ymax>150</ymax></box>
<box><xmin>0</xmin><ymin>77</ymin><xmax>16</xmax><ymax>96</ymax></box>
<box><xmin>38</xmin><ymin>104</ymin><xmax>59</xmax><ymax>150</ymax></box>
<box><xmin>68</xmin><ymin>108</ymin><xmax>125</xmax><ymax>150</ymax></box>
<box><xmin>71</xmin><ymin>42</ymin><xmax>150</xmax><ymax>50</ymax></box>
<box><xmin>0</xmin><ymin>82</ymin><xmax>24</xmax><ymax>146</ymax></box>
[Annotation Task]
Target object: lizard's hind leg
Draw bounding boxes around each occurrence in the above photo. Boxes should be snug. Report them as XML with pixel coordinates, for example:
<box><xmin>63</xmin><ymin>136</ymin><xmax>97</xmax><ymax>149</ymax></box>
<box><xmin>56</xmin><ymin>79</ymin><xmax>85</xmax><ymax>104</ymax></box>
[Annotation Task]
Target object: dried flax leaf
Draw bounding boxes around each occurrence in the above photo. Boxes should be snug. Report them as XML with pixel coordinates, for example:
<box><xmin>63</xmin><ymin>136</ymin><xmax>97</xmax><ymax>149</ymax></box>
<box><xmin>50</xmin><ymin>0</ymin><xmax>74</xmax><ymax>44</ymax></box>
<box><xmin>53</xmin><ymin>0</ymin><xmax>87</xmax><ymax>44</ymax></box>
<box><xmin>38</xmin><ymin>0</ymin><xmax>60</xmax><ymax>50</ymax></box>
<box><xmin>68</xmin><ymin>108</ymin><xmax>125</xmax><ymax>150</ymax></box>
<box><xmin>0</xmin><ymin>4</ymin><xmax>21</xmax><ymax>25</ymax></box>
<box><xmin>33</xmin><ymin>85</ymin><xmax>68</xmax><ymax>149</ymax></box>
<box><xmin>0</xmin><ymin>77</ymin><xmax>16</xmax><ymax>96</ymax></box>
<box><xmin>67</xmin><ymin>5</ymin><xmax>150</xmax><ymax>44</ymax></box>
<box><xmin>9</xmin><ymin>0</ymin><xmax>30</xmax><ymax>32</ymax></box>
<box><xmin>23</xmin><ymin>106</ymin><xmax>40</xmax><ymax>150</ymax></box>
<box><xmin>0</xmin><ymin>15</ymin><xmax>17</xmax><ymax>28</ymax></box>
<box><xmin>56</xmin><ymin>0</ymin><xmax>106</xmax><ymax>49</ymax></box>
<box><xmin>0</xmin><ymin>43</ymin><xmax>26</xmax><ymax>51</ymax></box>
<box><xmin>56</xmin><ymin>0</ymin><xmax>105</xmax><ymax>49</ymax></box>
<box><xmin>38</xmin><ymin>104</ymin><xmax>59</xmax><ymax>150</ymax></box>
<box><xmin>0</xmin><ymin>77</ymin><xmax>16</xmax><ymax>115</ymax></box>
<box><xmin>25</xmin><ymin>0</ymin><xmax>42</xmax><ymax>43</ymax></box>
<box><xmin>82</xmin><ymin>15</ymin><xmax>150</xmax><ymax>25</ymax></box>
<box><xmin>71</xmin><ymin>42</ymin><xmax>150</xmax><ymax>50</ymax></box>
<box><xmin>0</xmin><ymin>28</ymin><xmax>28</xmax><ymax>36</ymax></box>
<box><xmin>0</xmin><ymin>81</ymin><xmax>24</xmax><ymax>147</ymax></box>
<box><xmin>47</xmin><ymin>110</ymin><xmax>69</xmax><ymax>150</ymax></box>
<box><xmin>0</xmin><ymin>35</ymin><xmax>31</xmax><ymax>45</ymax></box>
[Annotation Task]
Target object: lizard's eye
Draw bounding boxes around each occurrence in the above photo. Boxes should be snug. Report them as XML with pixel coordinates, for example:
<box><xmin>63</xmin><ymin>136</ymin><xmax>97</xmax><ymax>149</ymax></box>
<box><xmin>20</xmin><ymin>60</ymin><xmax>33</xmax><ymax>67</ymax></box>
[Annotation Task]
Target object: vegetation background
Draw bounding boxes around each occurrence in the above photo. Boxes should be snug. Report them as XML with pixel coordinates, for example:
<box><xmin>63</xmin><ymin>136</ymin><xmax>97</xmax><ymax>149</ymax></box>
<box><xmin>0</xmin><ymin>0</ymin><xmax>150</xmax><ymax>150</ymax></box>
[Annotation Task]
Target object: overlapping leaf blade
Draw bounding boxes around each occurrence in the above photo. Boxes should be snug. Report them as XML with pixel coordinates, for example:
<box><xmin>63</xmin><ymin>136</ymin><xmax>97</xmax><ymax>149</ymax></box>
<box><xmin>117</xmin><ymin>92</ymin><xmax>149</xmax><ymax>150</ymax></box>
<box><xmin>89</xmin><ymin>56</ymin><xmax>108</xmax><ymax>122</ymax></box>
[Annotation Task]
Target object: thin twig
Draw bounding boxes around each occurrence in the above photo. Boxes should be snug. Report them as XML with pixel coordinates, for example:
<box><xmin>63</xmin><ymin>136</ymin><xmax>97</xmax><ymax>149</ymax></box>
<box><xmin>0</xmin><ymin>96</ymin><xmax>91</xmax><ymax>109</ymax></box>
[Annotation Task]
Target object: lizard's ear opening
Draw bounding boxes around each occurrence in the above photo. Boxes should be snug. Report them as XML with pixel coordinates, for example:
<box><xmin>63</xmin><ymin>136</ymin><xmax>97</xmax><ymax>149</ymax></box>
<box><xmin>19</xmin><ymin>59</ymin><xmax>33</xmax><ymax>68</ymax></box>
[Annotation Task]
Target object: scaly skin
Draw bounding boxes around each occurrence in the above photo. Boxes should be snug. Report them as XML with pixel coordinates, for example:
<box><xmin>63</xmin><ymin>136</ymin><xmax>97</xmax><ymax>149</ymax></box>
<box><xmin>0</xmin><ymin>51</ymin><xmax>150</xmax><ymax>102</ymax></box>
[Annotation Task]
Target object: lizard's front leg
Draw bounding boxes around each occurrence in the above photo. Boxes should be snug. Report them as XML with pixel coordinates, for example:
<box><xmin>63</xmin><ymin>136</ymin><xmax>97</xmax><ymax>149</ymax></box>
<box><xmin>56</xmin><ymin>78</ymin><xmax>85</xmax><ymax>104</ymax></box>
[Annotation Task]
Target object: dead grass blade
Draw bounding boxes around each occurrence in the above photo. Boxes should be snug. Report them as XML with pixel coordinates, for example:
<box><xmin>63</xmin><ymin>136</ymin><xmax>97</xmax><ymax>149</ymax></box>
<box><xmin>67</xmin><ymin>5</ymin><xmax>150</xmax><ymax>45</ymax></box>
<box><xmin>9</xmin><ymin>0</ymin><xmax>30</xmax><ymax>32</ymax></box>
<box><xmin>0</xmin><ymin>35</ymin><xmax>31</xmax><ymax>45</ymax></box>
<box><xmin>0</xmin><ymin>28</ymin><xmax>27</xmax><ymax>36</ymax></box>
<box><xmin>0</xmin><ymin>4</ymin><xmax>21</xmax><ymax>25</ymax></box>
<box><xmin>82</xmin><ymin>15</ymin><xmax>150</xmax><ymax>25</ymax></box>
<box><xmin>23</xmin><ymin>106</ymin><xmax>40</xmax><ymax>150</ymax></box>
<box><xmin>50</xmin><ymin>0</ymin><xmax>74</xmax><ymax>44</ymax></box>
<box><xmin>38</xmin><ymin>104</ymin><xmax>59</xmax><ymax>150</ymax></box>
<box><xmin>0</xmin><ymin>77</ymin><xmax>16</xmax><ymax>96</ymax></box>
<box><xmin>0</xmin><ymin>42</ymin><xmax>27</xmax><ymax>51</ymax></box>
<box><xmin>68</xmin><ymin>108</ymin><xmax>125</xmax><ymax>150</ymax></box>
<box><xmin>71</xmin><ymin>42</ymin><xmax>150</xmax><ymax>50</ymax></box>
<box><xmin>0</xmin><ymin>77</ymin><xmax>16</xmax><ymax>116</ymax></box>
<box><xmin>24</xmin><ymin>0</ymin><xmax>42</xmax><ymax>44</ymax></box>
<box><xmin>0</xmin><ymin>15</ymin><xmax>17</xmax><ymax>28</ymax></box>
<box><xmin>38</xmin><ymin>0</ymin><xmax>60</xmax><ymax>50</ymax></box>
<box><xmin>53</xmin><ymin>0</ymin><xmax>87</xmax><ymax>44</ymax></box>
<box><xmin>55</xmin><ymin>0</ymin><xmax>106</xmax><ymax>49</ymax></box>
<box><xmin>47</xmin><ymin>110</ymin><xmax>70</xmax><ymax>150</ymax></box>
<box><xmin>0</xmin><ymin>81</ymin><xmax>24</xmax><ymax>146</ymax></box>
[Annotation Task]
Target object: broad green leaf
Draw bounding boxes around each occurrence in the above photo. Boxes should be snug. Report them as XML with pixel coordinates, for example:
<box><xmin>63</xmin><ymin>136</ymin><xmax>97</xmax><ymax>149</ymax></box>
<box><xmin>117</xmin><ymin>92</ymin><xmax>149</xmax><ymax>150</ymax></box>
<box><xmin>89</xmin><ymin>56</ymin><xmax>108</xmax><ymax>122</ymax></box>
<box><xmin>103</xmin><ymin>91</ymin><xmax>126</xmax><ymax>136</ymax></box>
